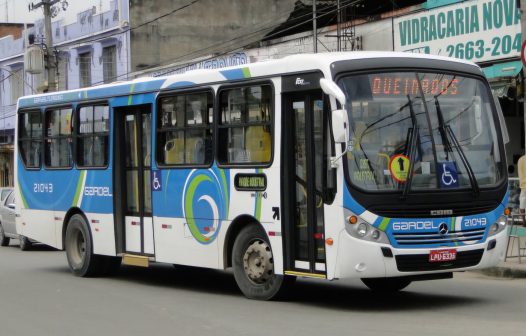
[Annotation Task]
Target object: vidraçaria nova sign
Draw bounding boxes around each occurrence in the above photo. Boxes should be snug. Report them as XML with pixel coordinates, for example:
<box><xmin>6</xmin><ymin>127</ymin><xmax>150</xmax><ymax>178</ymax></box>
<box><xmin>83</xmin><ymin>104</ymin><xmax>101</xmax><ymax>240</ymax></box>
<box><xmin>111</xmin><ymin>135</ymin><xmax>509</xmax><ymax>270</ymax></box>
<box><xmin>394</xmin><ymin>0</ymin><xmax>521</xmax><ymax>63</ymax></box>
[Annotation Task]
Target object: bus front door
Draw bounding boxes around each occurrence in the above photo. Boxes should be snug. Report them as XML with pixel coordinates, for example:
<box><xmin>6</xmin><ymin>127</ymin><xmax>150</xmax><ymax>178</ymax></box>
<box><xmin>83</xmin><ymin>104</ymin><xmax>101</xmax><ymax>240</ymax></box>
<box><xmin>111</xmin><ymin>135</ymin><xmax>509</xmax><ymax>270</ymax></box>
<box><xmin>283</xmin><ymin>91</ymin><xmax>327</xmax><ymax>276</ymax></box>
<box><xmin>114</xmin><ymin>105</ymin><xmax>154</xmax><ymax>256</ymax></box>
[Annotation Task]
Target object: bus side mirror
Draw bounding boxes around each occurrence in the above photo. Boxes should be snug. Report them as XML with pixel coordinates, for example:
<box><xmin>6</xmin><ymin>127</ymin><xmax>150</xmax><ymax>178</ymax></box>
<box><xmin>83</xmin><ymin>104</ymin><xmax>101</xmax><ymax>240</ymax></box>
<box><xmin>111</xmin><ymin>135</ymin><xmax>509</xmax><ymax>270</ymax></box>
<box><xmin>320</xmin><ymin>78</ymin><xmax>346</xmax><ymax>107</ymax></box>
<box><xmin>319</xmin><ymin>78</ymin><xmax>349</xmax><ymax>143</ymax></box>
<box><xmin>332</xmin><ymin>109</ymin><xmax>348</xmax><ymax>144</ymax></box>
<box><xmin>320</xmin><ymin>78</ymin><xmax>350</xmax><ymax>167</ymax></box>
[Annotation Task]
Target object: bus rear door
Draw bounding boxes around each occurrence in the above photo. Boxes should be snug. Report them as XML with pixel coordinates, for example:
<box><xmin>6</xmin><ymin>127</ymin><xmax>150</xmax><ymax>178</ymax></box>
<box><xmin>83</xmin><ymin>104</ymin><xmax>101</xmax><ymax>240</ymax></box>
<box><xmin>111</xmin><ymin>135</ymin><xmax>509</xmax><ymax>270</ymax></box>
<box><xmin>114</xmin><ymin>105</ymin><xmax>154</xmax><ymax>257</ymax></box>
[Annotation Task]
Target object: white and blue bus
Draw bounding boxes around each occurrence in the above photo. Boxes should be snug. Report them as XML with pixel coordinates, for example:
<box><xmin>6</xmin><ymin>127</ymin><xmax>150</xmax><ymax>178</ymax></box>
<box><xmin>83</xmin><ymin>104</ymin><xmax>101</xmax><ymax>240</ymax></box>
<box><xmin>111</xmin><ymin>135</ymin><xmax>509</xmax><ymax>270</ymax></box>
<box><xmin>15</xmin><ymin>52</ymin><xmax>509</xmax><ymax>299</ymax></box>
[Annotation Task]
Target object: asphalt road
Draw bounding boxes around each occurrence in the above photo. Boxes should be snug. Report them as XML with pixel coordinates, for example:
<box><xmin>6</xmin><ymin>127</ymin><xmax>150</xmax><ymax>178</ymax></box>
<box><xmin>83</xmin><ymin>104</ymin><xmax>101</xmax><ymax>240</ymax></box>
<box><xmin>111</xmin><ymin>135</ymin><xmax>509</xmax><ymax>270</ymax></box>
<box><xmin>0</xmin><ymin>240</ymin><xmax>525</xmax><ymax>336</ymax></box>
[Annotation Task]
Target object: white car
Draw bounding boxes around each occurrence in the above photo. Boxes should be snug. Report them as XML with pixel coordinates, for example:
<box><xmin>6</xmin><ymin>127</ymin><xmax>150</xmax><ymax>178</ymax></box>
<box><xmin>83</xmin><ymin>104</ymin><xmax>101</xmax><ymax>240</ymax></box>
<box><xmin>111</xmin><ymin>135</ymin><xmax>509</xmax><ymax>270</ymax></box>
<box><xmin>0</xmin><ymin>189</ymin><xmax>33</xmax><ymax>250</ymax></box>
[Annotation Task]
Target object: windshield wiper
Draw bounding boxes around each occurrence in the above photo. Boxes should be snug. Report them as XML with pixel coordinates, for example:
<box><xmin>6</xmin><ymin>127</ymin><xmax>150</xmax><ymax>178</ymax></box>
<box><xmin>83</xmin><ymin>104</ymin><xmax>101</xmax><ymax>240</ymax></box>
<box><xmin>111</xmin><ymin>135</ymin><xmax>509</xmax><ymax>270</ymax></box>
<box><xmin>402</xmin><ymin>95</ymin><xmax>418</xmax><ymax>199</ymax></box>
<box><xmin>434</xmin><ymin>96</ymin><xmax>480</xmax><ymax>196</ymax></box>
<box><xmin>435</xmin><ymin>97</ymin><xmax>452</xmax><ymax>158</ymax></box>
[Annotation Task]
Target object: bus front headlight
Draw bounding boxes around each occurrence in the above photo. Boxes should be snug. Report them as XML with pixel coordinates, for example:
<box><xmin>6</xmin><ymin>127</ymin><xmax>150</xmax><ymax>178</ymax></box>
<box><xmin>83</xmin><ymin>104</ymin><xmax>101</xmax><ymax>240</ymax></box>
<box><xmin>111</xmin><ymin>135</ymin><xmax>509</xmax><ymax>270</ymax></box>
<box><xmin>488</xmin><ymin>215</ymin><xmax>507</xmax><ymax>237</ymax></box>
<box><xmin>357</xmin><ymin>223</ymin><xmax>368</xmax><ymax>237</ymax></box>
<box><xmin>345</xmin><ymin>216</ymin><xmax>390</xmax><ymax>244</ymax></box>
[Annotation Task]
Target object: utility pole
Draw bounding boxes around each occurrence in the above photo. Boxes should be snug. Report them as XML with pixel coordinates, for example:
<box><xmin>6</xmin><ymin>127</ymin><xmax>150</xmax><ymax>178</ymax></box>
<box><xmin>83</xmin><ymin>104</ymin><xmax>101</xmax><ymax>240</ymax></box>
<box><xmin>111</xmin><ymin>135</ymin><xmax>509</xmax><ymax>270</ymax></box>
<box><xmin>29</xmin><ymin>0</ymin><xmax>59</xmax><ymax>92</ymax></box>
<box><xmin>313</xmin><ymin>0</ymin><xmax>317</xmax><ymax>53</ymax></box>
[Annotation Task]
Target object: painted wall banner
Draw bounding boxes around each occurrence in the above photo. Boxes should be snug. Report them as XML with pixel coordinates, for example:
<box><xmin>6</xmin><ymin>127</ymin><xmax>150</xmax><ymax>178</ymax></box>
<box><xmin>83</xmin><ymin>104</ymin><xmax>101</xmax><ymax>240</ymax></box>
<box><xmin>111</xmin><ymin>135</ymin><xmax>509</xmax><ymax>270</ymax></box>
<box><xmin>151</xmin><ymin>52</ymin><xmax>249</xmax><ymax>77</ymax></box>
<box><xmin>394</xmin><ymin>0</ymin><xmax>521</xmax><ymax>63</ymax></box>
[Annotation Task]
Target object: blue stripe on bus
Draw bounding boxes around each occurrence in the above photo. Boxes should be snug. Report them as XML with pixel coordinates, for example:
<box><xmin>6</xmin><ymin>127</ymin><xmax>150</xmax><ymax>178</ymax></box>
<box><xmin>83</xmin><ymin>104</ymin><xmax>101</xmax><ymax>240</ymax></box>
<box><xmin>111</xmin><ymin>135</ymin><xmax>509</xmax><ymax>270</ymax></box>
<box><xmin>342</xmin><ymin>181</ymin><xmax>508</xmax><ymax>249</ymax></box>
<box><xmin>220</xmin><ymin>68</ymin><xmax>250</xmax><ymax>80</ymax></box>
<box><xmin>18</xmin><ymin>79</ymin><xmax>167</xmax><ymax>109</ymax></box>
<box><xmin>18</xmin><ymin>160</ymin><xmax>114</xmax><ymax>214</ymax></box>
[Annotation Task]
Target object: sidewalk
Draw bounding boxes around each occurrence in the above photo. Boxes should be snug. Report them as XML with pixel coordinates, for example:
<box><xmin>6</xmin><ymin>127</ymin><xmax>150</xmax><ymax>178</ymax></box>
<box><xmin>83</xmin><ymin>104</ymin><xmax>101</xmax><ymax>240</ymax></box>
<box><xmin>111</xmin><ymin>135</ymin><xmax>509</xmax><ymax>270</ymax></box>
<box><xmin>472</xmin><ymin>225</ymin><xmax>526</xmax><ymax>279</ymax></box>
<box><xmin>473</xmin><ymin>258</ymin><xmax>526</xmax><ymax>279</ymax></box>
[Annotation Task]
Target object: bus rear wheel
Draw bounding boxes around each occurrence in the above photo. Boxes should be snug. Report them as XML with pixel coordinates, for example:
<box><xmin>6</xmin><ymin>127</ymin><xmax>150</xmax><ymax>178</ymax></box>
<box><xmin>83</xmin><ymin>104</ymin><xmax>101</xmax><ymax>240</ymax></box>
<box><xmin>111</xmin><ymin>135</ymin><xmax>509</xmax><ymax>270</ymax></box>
<box><xmin>65</xmin><ymin>214</ymin><xmax>119</xmax><ymax>277</ymax></box>
<box><xmin>361</xmin><ymin>277</ymin><xmax>411</xmax><ymax>293</ymax></box>
<box><xmin>232</xmin><ymin>224</ymin><xmax>294</xmax><ymax>300</ymax></box>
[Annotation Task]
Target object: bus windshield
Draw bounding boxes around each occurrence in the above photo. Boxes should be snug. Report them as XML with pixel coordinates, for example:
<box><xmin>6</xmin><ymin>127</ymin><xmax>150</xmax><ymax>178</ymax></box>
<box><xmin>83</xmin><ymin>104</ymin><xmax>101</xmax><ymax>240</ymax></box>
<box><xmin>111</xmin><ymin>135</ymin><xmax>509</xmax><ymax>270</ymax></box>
<box><xmin>338</xmin><ymin>71</ymin><xmax>505</xmax><ymax>192</ymax></box>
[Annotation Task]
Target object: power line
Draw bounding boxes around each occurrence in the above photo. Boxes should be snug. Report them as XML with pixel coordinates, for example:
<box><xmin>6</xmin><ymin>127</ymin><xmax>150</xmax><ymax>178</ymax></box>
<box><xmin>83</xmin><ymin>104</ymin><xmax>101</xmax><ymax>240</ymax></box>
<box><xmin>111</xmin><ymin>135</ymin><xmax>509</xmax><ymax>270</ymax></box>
<box><xmin>61</xmin><ymin>0</ymin><xmax>202</xmax><ymax>49</ymax></box>
<box><xmin>1</xmin><ymin>1</ymin><xmax>364</xmax><ymax>121</ymax></box>
<box><xmin>68</xmin><ymin>0</ymin><xmax>354</xmax><ymax>75</ymax></box>
<box><xmin>11</xmin><ymin>0</ymin><xmax>359</xmax><ymax>90</ymax></box>
<box><xmin>89</xmin><ymin>0</ymin><xmax>362</xmax><ymax>85</ymax></box>
<box><xmin>0</xmin><ymin>67</ymin><xmax>37</xmax><ymax>94</ymax></box>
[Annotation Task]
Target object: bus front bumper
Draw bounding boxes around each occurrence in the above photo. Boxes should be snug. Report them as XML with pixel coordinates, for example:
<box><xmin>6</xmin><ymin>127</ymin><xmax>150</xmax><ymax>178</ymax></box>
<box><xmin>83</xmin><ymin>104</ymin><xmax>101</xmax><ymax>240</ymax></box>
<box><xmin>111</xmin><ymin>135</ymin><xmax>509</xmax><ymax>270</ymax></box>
<box><xmin>334</xmin><ymin>227</ymin><xmax>508</xmax><ymax>279</ymax></box>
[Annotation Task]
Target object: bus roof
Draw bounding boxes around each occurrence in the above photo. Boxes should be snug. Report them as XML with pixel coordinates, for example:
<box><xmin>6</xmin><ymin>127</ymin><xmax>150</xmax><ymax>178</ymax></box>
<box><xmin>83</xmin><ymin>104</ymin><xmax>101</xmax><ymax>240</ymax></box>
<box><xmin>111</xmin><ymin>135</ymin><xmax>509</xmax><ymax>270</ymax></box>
<box><xmin>17</xmin><ymin>52</ymin><xmax>480</xmax><ymax>109</ymax></box>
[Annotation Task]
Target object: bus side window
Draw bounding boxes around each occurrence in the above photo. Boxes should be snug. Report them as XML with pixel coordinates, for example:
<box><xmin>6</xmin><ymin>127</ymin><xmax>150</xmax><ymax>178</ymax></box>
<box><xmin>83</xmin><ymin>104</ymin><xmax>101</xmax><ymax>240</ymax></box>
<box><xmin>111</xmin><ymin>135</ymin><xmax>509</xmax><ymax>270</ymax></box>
<box><xmin>218</xmin><ymin>84</ymin><xmax>272</xmax><ymax>165</ymax></box>
<box><xmin>77</xmin><ymin>105</ymin><xmax>110</xmax><ymax>168</ymax></box>
<box><xmin>157</xmin><ymin>91</ymin><xmax>213</xmax><ymax>166</ymax></box>
<box><xmin>45</xmin><ymin>107</ymin><xmax>73</xmax><ymax>169</ymax></box>
<box><xmin>18</xmin><ymin>111</ymin><xmax>42</xmax><ymax>169</ymax></box>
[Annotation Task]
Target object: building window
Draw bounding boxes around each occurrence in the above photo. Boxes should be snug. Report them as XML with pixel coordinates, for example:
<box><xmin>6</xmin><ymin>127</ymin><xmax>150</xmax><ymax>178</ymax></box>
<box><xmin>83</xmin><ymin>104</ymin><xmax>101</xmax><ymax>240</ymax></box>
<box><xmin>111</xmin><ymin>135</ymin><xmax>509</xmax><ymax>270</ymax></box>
<box><xmin>45</xmin><ymin>107</ymin><xmax>73</xmax><ymax>168</ymax></box>
<box><xmin>18</xmin><ymin>111</ymin><xmax>42</xmax><ymax>169</ymax></box>
<box><xmin>79</xmin><ymin>52</ymin><xmax>92</xmax><ymax>88</ymax></box>
<box><xmin>157</xmin><ymin>91</ymin><xmax>213</xmax><ymax>166</ymax></box>
<box><xmin>102</xmin><ymin>45</ymin><xmax>116</xmax><ymax>84</ymax></box>
<box><xmin>77</xmin><ymin>105</ymin><xmax>110</xmax><ymax>168</ymax></box>
<box><xmin>218</xmin><ymin>84</ymin><xmax>272</xmax><ymax>165</ymax></box>
<box><xmin>10</xmin><ymin>68</ymin><xmax>24</xmax><ymax>104</ymax></box>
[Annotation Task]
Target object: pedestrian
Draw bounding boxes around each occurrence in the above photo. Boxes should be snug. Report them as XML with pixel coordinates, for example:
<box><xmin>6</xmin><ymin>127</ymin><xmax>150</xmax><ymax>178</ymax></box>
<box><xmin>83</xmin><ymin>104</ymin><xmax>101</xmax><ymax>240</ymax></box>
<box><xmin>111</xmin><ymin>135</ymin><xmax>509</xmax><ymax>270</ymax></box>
<box><xmin>518</xmin><ymin>154</ymin><xmax>526</xmax><ymax>226</ymax></box>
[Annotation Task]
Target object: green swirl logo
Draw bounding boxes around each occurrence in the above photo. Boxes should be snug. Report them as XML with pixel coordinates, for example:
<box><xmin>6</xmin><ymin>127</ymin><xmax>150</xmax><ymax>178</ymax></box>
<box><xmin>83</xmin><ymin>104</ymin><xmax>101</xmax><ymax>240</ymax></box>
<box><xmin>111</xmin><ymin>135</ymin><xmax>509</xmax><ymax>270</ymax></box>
<box><xmin>182</xmin><ymin>168</ymin><xmax>229</xmax><ymax>244</ymax></box>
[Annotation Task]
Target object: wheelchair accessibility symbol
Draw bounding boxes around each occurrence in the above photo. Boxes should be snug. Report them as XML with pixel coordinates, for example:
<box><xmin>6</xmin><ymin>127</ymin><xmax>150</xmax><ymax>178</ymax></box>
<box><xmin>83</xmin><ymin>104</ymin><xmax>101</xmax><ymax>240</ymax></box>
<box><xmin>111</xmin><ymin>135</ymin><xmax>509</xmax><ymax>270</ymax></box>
<box><xmin>437</xmin><ymin>162</ymin><xmax>458</xmax><ymax>188</ymax></box>
<box><xmin>152</xmin><ymin>170</ymin><xmax>162</xmax><ymax>191</ymax></box>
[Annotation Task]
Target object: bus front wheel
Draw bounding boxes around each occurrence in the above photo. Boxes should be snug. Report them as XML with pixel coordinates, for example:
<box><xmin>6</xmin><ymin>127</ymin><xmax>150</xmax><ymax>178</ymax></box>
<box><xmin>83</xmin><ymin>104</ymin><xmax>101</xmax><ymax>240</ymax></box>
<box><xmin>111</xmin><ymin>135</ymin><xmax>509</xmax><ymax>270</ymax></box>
<box><xmin>232</xmin><ymin>224</ymin><xmax>294</xmax><ymax>300</ymax></box>
<box><xmin>361</xmin><ymin>277</ymin><xmax>411</xmax><ymax>293</ymax></box>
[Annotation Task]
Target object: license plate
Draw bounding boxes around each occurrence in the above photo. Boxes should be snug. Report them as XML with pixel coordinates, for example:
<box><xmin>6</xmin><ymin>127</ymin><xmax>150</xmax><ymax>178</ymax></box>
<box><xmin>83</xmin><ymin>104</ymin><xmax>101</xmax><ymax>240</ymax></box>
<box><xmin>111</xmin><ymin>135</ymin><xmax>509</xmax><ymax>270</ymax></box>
<box><xmin>429</xmin><ymin>249</ymin><xmax>457</xmax><ymax>263</ymax></box>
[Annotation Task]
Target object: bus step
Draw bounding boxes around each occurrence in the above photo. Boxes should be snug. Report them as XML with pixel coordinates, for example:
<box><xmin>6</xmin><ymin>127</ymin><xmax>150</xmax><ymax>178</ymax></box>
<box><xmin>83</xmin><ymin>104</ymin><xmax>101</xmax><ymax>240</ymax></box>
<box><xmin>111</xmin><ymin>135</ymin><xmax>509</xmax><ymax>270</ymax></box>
<box><xmin>284</xmin><ymin>270</ymin><xmax>326</xmax><ymax>279</ymax></box>
<box><xmin>122</xmin><ymin>254</ymin><xmax>150</xmax><ymax>267</ymax></box>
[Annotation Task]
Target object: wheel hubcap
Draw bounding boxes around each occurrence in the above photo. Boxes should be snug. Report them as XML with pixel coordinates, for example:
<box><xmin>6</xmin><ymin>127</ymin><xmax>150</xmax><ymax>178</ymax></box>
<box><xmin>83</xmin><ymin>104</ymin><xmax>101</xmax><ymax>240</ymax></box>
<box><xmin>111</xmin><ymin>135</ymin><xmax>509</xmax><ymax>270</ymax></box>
<box><xmin>243</xmin><ymin>240</ymin><xmax>274</xmax><ymax>284</ymax></box>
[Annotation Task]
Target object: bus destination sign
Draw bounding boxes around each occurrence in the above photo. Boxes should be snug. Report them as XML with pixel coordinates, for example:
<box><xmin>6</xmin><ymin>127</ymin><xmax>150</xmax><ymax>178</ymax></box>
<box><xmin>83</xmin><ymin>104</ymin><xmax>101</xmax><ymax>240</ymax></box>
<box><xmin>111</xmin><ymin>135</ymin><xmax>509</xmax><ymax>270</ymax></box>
<box><xmin>371</xmin><ymin>75</ymin><xmax>459</xmax><ymax>97</ymax></box>
<box><xmin>235</xmin><ymin>173</ymin><xmax>267</xmax><ymax>191</ymax></box>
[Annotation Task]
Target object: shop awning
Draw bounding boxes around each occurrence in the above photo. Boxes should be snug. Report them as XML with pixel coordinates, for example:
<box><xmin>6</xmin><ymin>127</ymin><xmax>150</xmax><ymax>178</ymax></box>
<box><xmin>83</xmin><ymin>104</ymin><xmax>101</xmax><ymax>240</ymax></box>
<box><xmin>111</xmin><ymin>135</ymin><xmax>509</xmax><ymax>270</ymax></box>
<box><xmin>490</xmin><ymin>82</ymin><xmax>510</xmax><ymax>98</ymax></box>
<box><xmin>482</xmin><ymin>61</ymin><xmax>522</xmax><ymax>79</ymax></box>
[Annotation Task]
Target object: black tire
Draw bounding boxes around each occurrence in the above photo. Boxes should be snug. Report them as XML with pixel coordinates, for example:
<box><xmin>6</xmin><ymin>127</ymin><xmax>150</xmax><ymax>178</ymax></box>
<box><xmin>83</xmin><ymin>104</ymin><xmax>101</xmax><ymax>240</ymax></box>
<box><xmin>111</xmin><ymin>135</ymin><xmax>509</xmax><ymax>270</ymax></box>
<box><xmin>0</xmin><ymin>224</ymin><xmax>10</xmax><ymax>247</ymax></box>
<box><xmin>65</xmin><ymin>214</ymin><xmax>108</xmax><ymax>277</ymax></box>
<box><xmin>232</xmin><ymin>224</ymin><xmax>295</xmax><ymax>300</ymax></box>
<box><xmin>361</xmin><ymin>277</ymin><xmax>412</xmax><ymax>293</ymax></box>
<box><xmin>19</xmin><ymin>236</ymin><xmax>31</xmax><ymax>251</ymax></box>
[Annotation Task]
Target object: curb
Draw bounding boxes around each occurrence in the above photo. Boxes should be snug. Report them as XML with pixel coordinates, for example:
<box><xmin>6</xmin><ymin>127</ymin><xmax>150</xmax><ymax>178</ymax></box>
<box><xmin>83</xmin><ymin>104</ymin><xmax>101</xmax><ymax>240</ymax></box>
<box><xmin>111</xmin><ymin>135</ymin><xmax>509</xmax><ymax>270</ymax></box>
<box><xmin>471</xmin><ymin>266</ymin><xmax>526</xmax><ymax>279</ymax></box>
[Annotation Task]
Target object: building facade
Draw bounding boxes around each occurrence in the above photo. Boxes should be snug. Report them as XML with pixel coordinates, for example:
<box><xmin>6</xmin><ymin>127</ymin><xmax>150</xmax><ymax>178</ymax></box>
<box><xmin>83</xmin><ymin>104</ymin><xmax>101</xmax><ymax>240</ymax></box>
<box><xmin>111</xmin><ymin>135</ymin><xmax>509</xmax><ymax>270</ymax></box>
<box><xmin>1</xmin><ymin>0</ymin><xmax>523</xmax><ymax>196</ymax></box>
<box><xmin>0</xmin><ymin>0</ymin><xmax>130</xmax><ymax>187</ymax></box>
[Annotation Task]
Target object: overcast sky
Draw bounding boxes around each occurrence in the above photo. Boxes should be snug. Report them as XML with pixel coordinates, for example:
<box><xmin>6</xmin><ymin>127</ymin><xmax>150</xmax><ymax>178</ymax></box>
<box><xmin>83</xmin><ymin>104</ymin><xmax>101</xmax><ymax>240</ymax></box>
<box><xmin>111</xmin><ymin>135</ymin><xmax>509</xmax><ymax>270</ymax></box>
<box><xmin>1</xmin><ymin>0</ymin><xmax>110</xmax><ymax>25</ymax></box>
